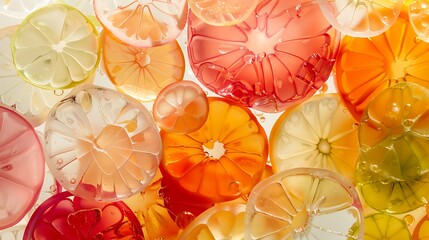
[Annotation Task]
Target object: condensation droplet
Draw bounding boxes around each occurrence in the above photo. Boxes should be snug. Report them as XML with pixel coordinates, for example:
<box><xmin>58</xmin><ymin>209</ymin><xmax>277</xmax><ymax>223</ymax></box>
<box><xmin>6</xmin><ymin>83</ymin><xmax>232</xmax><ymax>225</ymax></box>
<box><xmin>353</xmin><ymin>122</ymin><xmax>359</xmax><ymax>129</ymax></box>
<box><xmin>175</xmin><ymin>211</ymin><xmax>195</xmax><ymax>229</ymax></box>
<box><xmin>259</xmin><ymin>116</ymin><xmax>266</xmax><ymax>122</ymax></box>
<box><xmin>228</xmin><ymin>181</ymin><xmax>243</xmax><ymax>196</ymax></box>
<box><xmin>403</xmin><ymin>119</ymin><xmax>414</xmax><ymax>128</ymax></box>
<box><xmin>70</xmin><ymin>178</ymin><xmax>76</xmax><ymax>184</ymax></box>
<box><xmin>54</xmin><ymin>89</ymin><xmax>64</xmax><ymax>96</ymax></box>
<box><xmin>318</xmin><ymin>83</ymin><xmax>328</xmax><ymax>94</ymax></box>
<box><xmin>49</xmin><ymin>185</ymin><xmax>57</xmax><ymax>194</ymax></box>
<box><xmin>415</xmin><ymin>37</ymin><xmax>422</xmax><ymax>43</ymax></box>
<box><xmin>57</xmin><ymin>159</ymin><xmax>63</xmax><ymax>164</ymax></box>
<box><xmin>403</xmin><ymin>215</ymin><xmax>414</xmax><ymax>226</ymax></box>
<box><xmin>403</xmin><ymin>103</ymin><xmax>412</xmax><ymax>112</ymax></box>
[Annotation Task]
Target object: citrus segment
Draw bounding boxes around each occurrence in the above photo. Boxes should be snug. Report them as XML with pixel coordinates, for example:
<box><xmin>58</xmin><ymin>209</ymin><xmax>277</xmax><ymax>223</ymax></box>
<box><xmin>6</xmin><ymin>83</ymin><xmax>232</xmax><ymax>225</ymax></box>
<box><xmin>11</xmin><ymin>4</ymin><xmax>100</xmax><ymax>90</ymax></box>
<box><xmin>244</xmin><ymin>168</ymin><xmax>363</xmax><ymax>240</ymax></box>
<box><xmin>335</xmin><ymin>14</ymin><xmax>429</xmax><ymax>120</ymax></box>
<box><xmin>188</xmin><ymin>0</ymin><xmax>259</xmax><ymax>26</ymax></box>
<box><xmin>153</xmin><ymin>80</ymin><xmax>209</xmax><ymax>134</ymax></box>
<box><xmin>44</xmin><ymin>85</ymin><xmax>162</xmax><ymax>202</ymax></box>
<box><xmin>270</xmin><ymin>94</ymin><xmax>359</xmax><ymax>184</ymax></box>
<box><xmin>160</xmin><ymin>97</ymin><xmax>268</xmax><ymax>202</ymax></box>
<box><xmin>317</xmin><ymin>0</ymin><xmax>403</xmax><ymax>37</ymax></box>
<box><xmin>94</xmin><ymin>0</ymin><xmax>188</xmax><ymax>47</ymax></box>
<box><xmin>53</xmin><ymin>0</ymin><xmax>100</xmax><ymax>26</ymax></box>
<box><xmin>363</xmin><ymin>213</ymin><xmax>411</xmax><ymax>240</ymax></box>
<box><xmin>0</xmin><ymin>0</ymin><xmax>50</xmax><ymax>19</ymax></box>
<box><xmin>102</xmin><ymin>31</ymin><xmax>185</xmax><ymax>101</ymax></box>
<box><xmin>0</xmin><ymin>106</ymin><xmax>45</xmax><ymax>230</ymax></box>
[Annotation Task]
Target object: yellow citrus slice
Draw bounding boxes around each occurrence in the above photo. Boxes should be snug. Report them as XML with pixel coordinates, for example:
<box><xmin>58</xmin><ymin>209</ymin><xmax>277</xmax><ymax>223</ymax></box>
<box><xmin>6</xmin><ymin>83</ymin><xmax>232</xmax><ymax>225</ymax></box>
<box><xmin>179</xmin><ymin>203</ymin><xmax>246</xmax><ymax>240</ymax></box>
<box><xmin>101</xmin><ymin>31</ymin><xmax>185</xmax><ymax>101</ymax></box>
<box><xmin>245</xmin><ymin>168</ymin><xmax>364</xmax><ymax>239</ymax></box>
<box><xmin>270</xmin><ymin>93</ymin><xmax>359</xmax><ymax>184</ymax></box>
<box><xmin>362</xmin><ymin>213</ymin><xmax>411</xmax><ymax>239</ymax></box>
<box><xmin>188</xmin><ymin>0</ymin><xmax>259</xmax><ymax>26</ymax></box>
<box><xmin>94</xmin><ymin>0</ymin><xmax>188</xmax><ymax>47</ymax></box>
<box><xmin>0</xmin><ymin>0</ymin><xmax>50</xmax><ymax>19</ymax></box>
<box><xmin>11</xmin><ymin>4</ymin><xmax>100</xmax><ymax>90</ymax></box>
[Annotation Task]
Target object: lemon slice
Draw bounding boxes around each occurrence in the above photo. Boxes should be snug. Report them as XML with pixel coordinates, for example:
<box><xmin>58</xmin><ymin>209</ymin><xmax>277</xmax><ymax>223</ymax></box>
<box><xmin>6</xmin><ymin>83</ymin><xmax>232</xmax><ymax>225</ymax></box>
<box><xmin>0</xmin><ymin>0</ymin><xmax>50</xmax><ymax>19</ymax></box>
<box><xmin>362</xmin><ymin>213</ymin><xmax>411</xmax><ymax>239</ymax></box>
<box><xmin>245</xmin><ymin>168</ymin><xmax>363</xmax><ymax>239</ymax></box>
<box><xmin>11</xmin><ymin>4</ymin><xmax>101</xmax><ymax>90</ymax></box>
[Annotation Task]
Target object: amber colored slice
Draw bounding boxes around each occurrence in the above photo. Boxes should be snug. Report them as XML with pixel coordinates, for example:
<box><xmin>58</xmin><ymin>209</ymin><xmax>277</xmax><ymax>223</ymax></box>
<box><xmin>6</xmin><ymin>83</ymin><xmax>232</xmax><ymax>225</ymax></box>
<box><xmin>160</xmin><ymin>97</ymin><xmax>268</xmax><ymax>203</ymax></box>
<box><xmin>102</xmin><ymin>31</ymin><xmax>185</xmax><ymax>101</ymax></box>
<box><xmin>153</xmin><ymin>80</ymin><xmax>209</xmax><ymax>133</ymax></box>
<box><xmin>244</xmin><ymin>168</ymin><xmax>364</xmax><ymax>239</ymax></box>
<box><xmin>413</xmin><ymin>215</ymin><xmax>429</xmax><ymax>239</ymax></box>
<box><xmin>335</xmin><ymin>14</ymin><xmax>429</xmax><ymax>120</ymax></box>
<box><xmin>94</xmin><ymin>0</ymin><xmax>188</xmax><ymax>47</ymax></box>
<box><xmin>270</xmin><ymin>94</ymin><xmax>359</xmax><ymax>184</ymax></box>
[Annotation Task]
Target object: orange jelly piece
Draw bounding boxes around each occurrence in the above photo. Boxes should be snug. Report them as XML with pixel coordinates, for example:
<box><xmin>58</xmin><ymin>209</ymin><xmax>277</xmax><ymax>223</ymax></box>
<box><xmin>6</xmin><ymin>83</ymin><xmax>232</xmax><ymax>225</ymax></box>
<box><xmin>335</xmin><ymin>14</ymin><xmax>429</xmax><ymax>120</ymax></box>
<box><xmin>160</xmin><ymin>97</ymin><xmax>268</xmax><ymax>203</ymax></box>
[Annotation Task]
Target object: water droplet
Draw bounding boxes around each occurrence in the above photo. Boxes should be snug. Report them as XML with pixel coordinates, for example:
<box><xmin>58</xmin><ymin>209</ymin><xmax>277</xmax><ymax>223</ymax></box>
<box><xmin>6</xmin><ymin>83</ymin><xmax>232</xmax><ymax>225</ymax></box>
<box><xmin>228</xmin><ymin>181</ymin><xmax>243</xmax><ymax>196</ymax></box>
<box><xmin>204</xmin><ymin>91</ymin><xmax>209</xmax><ymax>95</ymax></box>
<box><xmin>369</xmin><ymin>164</ymin><xmax>381</xmax><ymax>173</ymax></box>
<box><xmin>57</xmin><ymin>159</ymin><xmax>63</xmax><ymax>164</ymax></box>
<box><xmin>49</xmin><ymin>185</ymin><xmax>57</xmax><ymax>194</ymax></box>
<box><xmin>403</xmin><ymin>215</ymin><xmax>414</xmax><ymax>226</ymax></box>
<box><xmin>243</xmin><ymin>55</ymin><xmax>255</xmax><ymax>64</ymax></box>
<box><xmin>175</xmin><ymin>211</ymin><xmax>195</xmax><ymax>229</ymax></box>
<box><xmin>403</xmin><ymin>103</ymin><xmax>412</xmax><ymax>112</ymax></box>
<box><xmin>259</xmin><ymin>116</ymin><xmax>266</xmax><ymax>122</ymax></box>
<box><xmin>403</xmin><ymin>119</ymin><xmax>414</xmax><ymax>128</ymax></box>
<box><xmin>415</xmin><ymin>37</ymin><xmax>422</xmax><ymax>43</ymax></box>
<box><xmin>70</xmin><ymin>178</ymin><xmax>76</xmax><ymax>184</ymax></box>
<box><xmin>54</xmin><ymin>89</ymin><xmax>64</xmax><ymax>96</ymax></box>
<box><xmin>352</xmin><ymin>122</ymin><xmax>359</xmax><ymax>129</ymax></box>
<box><xmin>1</xmin><ymin>164</ymin><xmax>13</xmax><ymax>171</ymax></box>
<box><xmin>318</xmin><ymin>83</ymin><xmax>328</xmax><ymax>94</ymax></box>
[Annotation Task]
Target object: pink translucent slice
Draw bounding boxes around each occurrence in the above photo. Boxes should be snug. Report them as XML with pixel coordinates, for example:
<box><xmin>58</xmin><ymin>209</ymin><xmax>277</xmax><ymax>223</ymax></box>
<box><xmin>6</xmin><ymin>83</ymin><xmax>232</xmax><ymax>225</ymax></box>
<box><xmin>0</xmin><ymin>106</ymin><xmax>45</xmax><ymax>229</ymax></box>
<box><xmin>187</xmin><ymin>0</ymin><xmax>340</xmax><ymax>113</ymax></box>
<box><xmin>153</xmin><ymin>80</ymin><xmax>209</xmax><ymax>134</ymax></box>
<box><xmin>24</xmin><ymin>191</ymin><xmax>144</xmax><ymax>239</ymax></box>
<box><xmin>44</xmin><ymin>84</ymin><xmax>162</xmax><ymax>202</ymax></box>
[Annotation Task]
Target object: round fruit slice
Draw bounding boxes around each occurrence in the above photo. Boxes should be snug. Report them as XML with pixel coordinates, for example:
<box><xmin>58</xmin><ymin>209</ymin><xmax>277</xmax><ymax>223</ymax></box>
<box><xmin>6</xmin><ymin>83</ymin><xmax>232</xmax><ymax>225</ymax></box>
<box><xmin>270</xmin><ymin>94</ymin><xmax>359</xmax><ymax>184</ymax></box>
<box><xmin>0</xmin><ymin>25</ymin><xmax>71</xmax><ymax>127</ymax></box>
<box><xmin>179</xmin><ymin>203</ymin><xmax>246</xmax><ymax>239</ymax></box>
<box><xmin>0</xmin><ymin>0</ymin><xmax>50</xmax><ymax>19</ymax></box>
<box><xmin>153</xmin><ymin>80</ymin><xmax>209</xmax><ymax>134</ymax></box>
<box><xmin>101</xmin><ymin>31</ymin><xmax>185</xmax><ymax>101</ymax></box>
<box><xmin>244</xmin><ymin>168</ymin><xmax>363</xmax><ymax>240</ymax></box>
<box><xmin>44</xmin><ymin>85</ymin><xmax>162</xmax><ymax>202</ymax></box>
<box><xmin>317</xmin><ymin>0</ymin><xmax>403</xmax><ymax>37</ymax></box>
<box><xmin>160</xmin><ymin>97</ymin><xmax>268</xmax><ymax>203</ymax></box>
<box><xmin>335</xmin><ymin>14</ymin><xmax>429</xmax><ymax>120</ymax></box>
<box><xmin>53</xmin><ymin>0</ymin><xmax>100</xmax><ymax>26</ymax></box>
<box><xmin>413</xmin><ymin>214</ymin><xmax>429</xmax><ymax>239</ymax></box>
<box><xmin>94</xmin><ymin>0</ymin><xmax>188</xmax><ymax>47</ymax></box>
<box><xmin>11</xmin><ymin>4</ymin><xmax>101</xmax><ymax>90</ymax></box>
<box><xmin>362</xmin><ymin>213</ymin><xmax>411</xmax><ymax>239</ymax></box>
<box><xmin>409</xmin><ymin>0</ymin><xmax>429</xmax><ymax>42</ymax></box>
<box><xmin>188</xmin><ymin>0</ymin><xmax>259</xmax><ymax>26</ymax></box>
<box><xmin>0</xmin><ymin>106</ymin><xmax>45</xmax><ymax>230</ymax></box>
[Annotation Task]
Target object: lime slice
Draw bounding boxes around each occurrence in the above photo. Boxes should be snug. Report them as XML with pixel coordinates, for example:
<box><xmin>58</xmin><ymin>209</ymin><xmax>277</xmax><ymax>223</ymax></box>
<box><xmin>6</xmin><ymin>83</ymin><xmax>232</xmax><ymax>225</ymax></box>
<box><xmin>362</xmin><ymin>213</ymin><xmax>411</xmax><ymax>239</ymax></box>
<box><xmin>11</xmin><ymin>4</ymin><xmax>101</xmax><ymax>90</ymax></box>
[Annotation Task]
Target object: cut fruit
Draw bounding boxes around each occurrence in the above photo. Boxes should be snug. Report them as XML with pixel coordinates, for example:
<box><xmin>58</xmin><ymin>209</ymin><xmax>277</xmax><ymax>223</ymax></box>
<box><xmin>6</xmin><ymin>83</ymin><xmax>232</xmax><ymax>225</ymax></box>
<box><xmin>244</xmin><ymin>168</ymin><xmax>363</xmax><ymax>240</ymax></box>
<box><xmin>362</xmin><ymin>213</ymin><xmax>411</xmax><ymax>240</ymax></box>
<box><xmin>11</xmin><ymin>4</ymin><xmax>100</xmax><ymax>90</ymax></box>
<box><xmin>160</xmin><ymin>97</ymin><xmax>268</xmax><ymax>203</ymax></box>
<box><xmin>101</xmin><ymin>31</ymin><xmax>185</xmax><ymax>101</ymax></box>
<box><xmin>270</xmin><ymin>94</ymin><xmax>359</xmax><ymax>184</ymax></box>
<box><xmin>0</xmin><ymin>0</ymin><xmax>50</xmax><ymax>19</ymax></box>
<box><xmin>94</xmin><ymin>0</ymin><xmax>188</xmax><ymax>47</ymax></box>
<box><xmin>413</xmin><ymin>214</ymin><xmax>429</xmax><ymax>239</ymax></box>
<box><xmin>188</xmin><ymin>0</ymin><xmax>259</xmax><ymax>26</ymax></box>
<box><xmin>53</xmin><ymin>0</ymin><xmax>100</xmax><ymax>26</ymax></box>
<box><xmin>335</xmin><ymin>14</ymin><xmax>429</xmax><ymax>120</ymax></box>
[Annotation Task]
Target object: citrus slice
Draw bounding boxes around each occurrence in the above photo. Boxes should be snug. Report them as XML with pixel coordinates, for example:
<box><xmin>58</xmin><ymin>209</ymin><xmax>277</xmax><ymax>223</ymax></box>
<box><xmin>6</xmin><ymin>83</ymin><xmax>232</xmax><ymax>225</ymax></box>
<box><xmin>187</xmin><ymin>0</ymin><xmax>340</xmax><ymax>112</ymax></box>
<box><xmin>317</xmin><ymin>0</ymin><xmax>403</xmax><ymax>37</ymax></box>
<box><xmin>0</xmin><ymin>0</ymin><xmax>50</xmax><ymax>19</ymax></box>
<box><xmin>11</xmin><ymin>4</ymin><xmax>101</xmax><ymax>90</ymax></box>
<box><xmin>409</xmin><ymin>0</ymin><xmax>429</xmax><ymax>42</ymax></box>
<box><xmin>413</xmin><ymin>214</ymin><xmax>429</xmax><ymax>239</ymax></box>
<box><xmin>0</xmin><ymin>25</ymin><xmax>71</xmax><ymax>127</ymax></box>
<box><xmin>153</xmin><ymin>80</ymin><xmax>209</xmax><ymax>134</ymax></box>
<box><xmin>244</xmin><ymin>168</ymin><xmax>363</xmax><ymax>240</ymax></box>
<box><xmin>270</xmin><ymin>94</ymin><xmax>359</xmax><ymax>184</ymax></box>
<box><xmin>23</xmin><ymin>191</ymin><xmax>143</xmax><ymax>239</ymax></box>
<box><xmin>94</xmin><ymin>0</ymin><xmax>188</xmax><ymax>47</ymax></box>
<box><xmin>160</xmin><ymin>97</ymin><xmax>268</xmax><ymax>203</ymax></box>
<box><xmin>362</xmin><ymin>213</ymin><xmax>411</xmax><ymax>239</ymax></box>
<box><xmin>335</xmin><ymin>13</ymin><xmax>429</xmax><ymax>120</ymax></box>
<box><xmin>188</xmin><ymin>0</ymin><xmax>259</xmax><ymax>26</ymax></box>
<box><xmin>44</xmin><ymin>85</ymin><xmax>162</xmax><ymax>202</ymax></box>
<box><xmin>101</xmin><ymin>31</ymin><xmax>185</xmax><ymax>101</ymax></box>
<box><xmin>0</xmin><ymin>225</ymin><xmax>25</xmax><ymax>239</ymax></box>
<box><xmin>179</xmin><ymin>203</ymin><xmax>246</xmax><ymax>240</ymax></box>
<box><xmin>0</xmin><ymin>106</ymin><xmax>45</xmax><ymax>230</ymax></box>
<box><xmin>53</xmin><ymin>0</ymin><xmax>100</xmax><ymax>26</ymax></box>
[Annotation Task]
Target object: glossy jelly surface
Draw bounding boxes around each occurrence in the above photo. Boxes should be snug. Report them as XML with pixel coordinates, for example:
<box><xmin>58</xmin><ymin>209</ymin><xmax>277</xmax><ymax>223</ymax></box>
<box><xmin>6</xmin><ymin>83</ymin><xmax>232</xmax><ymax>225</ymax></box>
<box><xmin>102</xmin><ymin>31</ymin><xmax>185</xmax><ymax>101</ymax></box>
<box><xmin>0</xmin><ymin>25</ymin><xmax>70</xmax><ymax>127</ymax></box>
<box><xmin>409</xmin><ymin>0</ymin><xmax>429</xmax><ymax>42</ymax></box>
<box><xmin>160</xmin><ymin>97</ymin><xmax>268</xmax><ymax>202</ymax></box>
<box><xmin>335</xmin><ymin>14</ymin><xmax>429</xmax><ymax>120</ymax></box>
<box><xmin>270</xmin><ymin>94</ymin><xmax>359</xmax><ymax>183</ymax></box>
<box><xmin>362</xmin><ymin>213</ymin><xmax>411</xmax><ymax>239</ymax></box>
<box><xmin>11</xmin><ymin>4</ymin><xmax>100</xmax><ymax>90</ymax></box>
<box><xmin>244</xmin><ymin>168</ymin><xmax>363</xmax><ymax>240</ymax></box>
<box><xmin>188</xmin><ymin>0</ymin><xmax>258</xmax><ymax>26</ymax></box>
<box><xmin>317</xmin><ymin>0</ymin><xmax>403</xmax><ymax>37</ymax></box>
<box><xmin>24</xmin><ymin>191</ymin><xmax>143</xmax><ymax>239</ymax></box>
<box><xmin>153</xmin><ymin>80</ymin><xmax>209</xmax><ymax>134</ymax></box>
<box><xmin>94</xmin><ymin>0</ymin><xmax>188</xmax><ymax>47</ymax></box>
<box><xmin>187</xmin><ymin>0</ymin><xmax>340</xmax><ymax>113</ymax></box>
<box><xmin>44</xmin><ymin>84</ymin><xmax>162</xmax><ymax>202</ymax></box>
<box><xmin>0</xmin><ymin>106</ymin><xmax>45</xmax><ymax>229</ymax></box>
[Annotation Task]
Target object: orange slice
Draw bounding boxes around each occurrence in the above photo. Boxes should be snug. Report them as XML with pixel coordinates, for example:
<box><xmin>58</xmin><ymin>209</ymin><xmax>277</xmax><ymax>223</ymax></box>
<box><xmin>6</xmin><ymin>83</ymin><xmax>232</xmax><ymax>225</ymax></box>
<box><xmin>160</xmin><ymin>97</ymin><xmax>268</xmax><ymax>203</ymax></box>
<box><xmin>94</xmin><ymin>0</ymin><xmax>188</xmax><ymax>47</ymax></box>
<box><xmin>101</xmin><ymin>31</ymin><xmax>185</xmax><ymax>101</ymax></box>
<box><xmin>335</xmin><ymin>13</ymin><xmax>429</xmax><ymax>120</ymax></box>
<box><xmin>188</xmin><ymin>0</ymin><xmax>259</xmax><ymax>26</ymax></box>
<box><xmin>244</xmin><ymin>168</ymin><xmax>364</xmax><ymax>239</ymax></box>
<box><xmin>270</xmin><ymin>93</ymin><xmax>359</xmax><ymax>184</ymax></box>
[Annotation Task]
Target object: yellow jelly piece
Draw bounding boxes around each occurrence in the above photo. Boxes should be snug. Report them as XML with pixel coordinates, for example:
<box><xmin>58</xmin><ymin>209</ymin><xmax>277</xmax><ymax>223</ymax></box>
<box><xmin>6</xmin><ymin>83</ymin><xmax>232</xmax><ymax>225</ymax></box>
<box><xmin>362</xmin><ymin>214</ymin><xmax>411</xmax><ymax>240</ymax></box>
